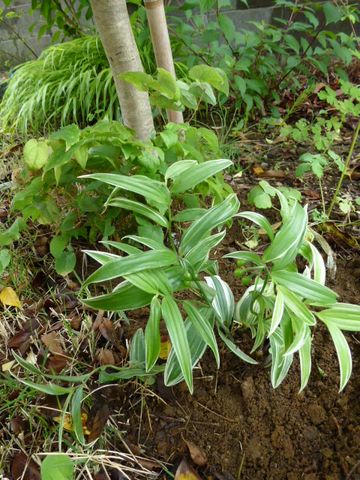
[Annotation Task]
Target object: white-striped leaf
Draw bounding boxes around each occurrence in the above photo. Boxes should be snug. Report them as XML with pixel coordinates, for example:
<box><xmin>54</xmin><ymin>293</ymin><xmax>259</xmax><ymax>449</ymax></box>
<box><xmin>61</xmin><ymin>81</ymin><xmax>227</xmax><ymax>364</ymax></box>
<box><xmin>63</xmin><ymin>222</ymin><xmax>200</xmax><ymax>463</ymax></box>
<box><xmin>100</xmin><ymin>241</ymin><xmax>141</xmax><ymax>255</ymax></box>
<box><xmin>183</xmin><ymin>301</ymin><xmax>219</xmax><ymax>367</ymax></box>
<box><xmin>307</xmin><ymin>242</ymin><xmax>326</xmax><ymax>285</ymax></box>
<box><xmin>180</xmin><ymin>194</ymin><xmax>239</xmax><ymax>255</ymax></box>
<box><xmin>277</xmin><ymin>285</ymin><xmax>316</xmax><ymax>326</ymax></box>
<box><xmin>83</xmin><ymin>281</ymin><xmax>153</xmax><ymax>311</ymax></box>
<box><xmin>284</xmin><ymin>316</ymin><xmax>310</xmax><ymax>356</ymax></box>
<box><xmin>129</xmin><ymin>329</ymin><xmax>146</xmax><ymax>365</ymax></box>
<box><xmin>298</xmin><ymin>333</ymin><xmax>312</xmax><ymax>392</ymax></box>
<box><xmin>145</xmin><ymin>297</ymin><xmax>161</xmax><ymax>372</ymax></box>
<box><xmin>263</xmin><ymin>203</ymin><xmax>307</xmax><ymax>267</ymax></box>
<box><xmin>272</xmin><ymin>270</ymin><xmax>337</xmax><ymax>306</ymax></box>
<box><xmin>107</xmin><ymin>198</ymin><xmax>168</xmax><ymax>227</ymax></box>
<box><xmin>324</xmin><ymin>322</ymin><xmax>352</xmax><ymax>392</ymax></box>
<box><xmin>269</xmin><ymin>329</ymin><xmax>294</xmax><ymax>388</ymax></box>
<box><xmin>205</xmin><ymin>275</ymin><xmax>234</xmax><ymax>328</ymax></box>
<box><xmin>84</xmin><ymin>249</ymin><xmax>177</xmax><ymax>286</ymax></box>
<box><xmin>124</xmin><ymin>269</ymin><xmax>172</xmax><ymax>295</ymax></box>
<box><xmin>165</xmin><ymin>160</ymin><xmax>198</xmax><ymax>183</ymax></box>
<box><xmin>316</xmin><ymin>303</ymin><xmax>360</xmax><ymax>331</ymax></box>
<box><xmin>171</xmin><ymin>159</ymin><xmax>232</xmax><ymax>194</ymax></box>
<box><xmin>162</xmin><ymin>296</ymin><xmax>193</xmax><ymax>393</ymax></box>
<box><xmin>224</xmin><ymin>250</ymin><xmax>263</xmax><ymax>266</ymax></box>
<box><xmin>80</xmin><ymin>173</ymin><xmax>171</xmax><ymax>208</ymax></box>
<box><xmin>164</xmin><ymin>312</ymin><xmax>210</xmax><ymax>387</ymax></box>
<box><xmin>235</xmin><ymin>211</ymin><xmax>274</xmax><ymax>241</ymax></box>
<box><xmin>268</xmin><ymin>288</ymin><xmax>285</xmax><ymax>336</ymax></box>
<box><xmin>185</xmin><ymin>230</ymin><xmax>226</xmax><ymax>268</ymax></box>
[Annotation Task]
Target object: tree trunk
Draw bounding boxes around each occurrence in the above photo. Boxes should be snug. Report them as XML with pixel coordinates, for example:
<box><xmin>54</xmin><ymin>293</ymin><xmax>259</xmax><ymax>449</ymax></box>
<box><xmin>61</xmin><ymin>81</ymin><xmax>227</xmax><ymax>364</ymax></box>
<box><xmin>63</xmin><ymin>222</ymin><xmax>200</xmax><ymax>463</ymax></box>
<box><xmin>90</xmin><ymin>0</ymin><xmax>154</xmax><ymax>141</ymax></box>
<box><xmin>144</xmin><ymin>0</ymin><xmax>184</xmax><ymax>124</ymax></box>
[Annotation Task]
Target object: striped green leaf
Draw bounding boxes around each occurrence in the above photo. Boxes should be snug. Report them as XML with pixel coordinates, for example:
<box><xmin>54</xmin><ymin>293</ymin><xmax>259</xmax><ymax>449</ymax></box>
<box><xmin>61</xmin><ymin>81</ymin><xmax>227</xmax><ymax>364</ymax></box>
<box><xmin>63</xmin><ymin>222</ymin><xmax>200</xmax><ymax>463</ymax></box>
<box><xmin>269</xmin><ymin>288</ymin><xmax>285</xmax><ymax>336</ymax></box>
<box><xmin>124</xmin><ymin>269</ymin><xmax>172</xmax><ymax>295</ymax></box>
<box><xmin>83</xmin><ymin>281</ymin><xmax>153</xmax><ymax>311</ymax></box>
<box><xmin>218</xmin><ymin>328</ymin><xmax>258</xmax><ymax>364</ymax></box>
<box><xmin>107</xmin><ymin>198</ymin><xmax>168</xmax><ymax>227</ymax></box>
<box><xmin>263</xmin><ymin>202</ymin><xmax>307</xmax><ymax>267</ymax></box>
<box><xmin>316</xmin><ymin>303</ymin><xmax>360</xmax><ymax>331</ymax></box>
<box><xmin>205</xmin><ymin>275</ymin><xmax>234</xmax><ymax>328</ymax></box>
<box><xmin>185</xmin><ymin>230</ymin><xmax>226</xmax><ymax>268</ymax></box>
<box><xmin>180</xmin><ymin>194</ymin><xmax>239</xmax><ymax>255</ymax></box>
<box><xmin>224</xmin><ymin>251</ymin><xmax>263</xmax><ymax>266</ymax></box>
<box><xmin>84</xmin><ymin>250</ymin><xmax>177</xmax><ymax>286</ymax></box>
<box><xmin>272</xmin><ymin>270</ymin><xmax>337</xmax><ymax>306</ymax></box>
<box><xmin>183</xmin><ymin>301</ymin><xmax>219</xmax><ymax>367</ymax></box>
<box><xmin>164</xmin><ymin>313</ymin><xmax>210</xmax><ymax>387</ymax></box>
<box><xmin>235</xmin><ymin>211</ymin><xmax>274</xmax><ymax>241</ymax></box>
<box><xmin>269</xmin><ymin>329</ymin><xmax>294</xmax><ymax>388</ymax></box>
<box><xmin>79</xmin><ymin>173</ymin><xmax>171</xmax><ymax>208</ymax></box>
<box><xmin>145</xmin><ymin>297</ymin><xmax>161</xmax><ymax>372</ymax></box>
<box><xmin>165</xmin><ymin>160</ymin><xmax>197</xmax><ymax>183</ymax></box>
<box><xmin>277</xmin><ymin>285</ymin><xmax>316</xmax><ymax>326</ymax></box>
<box><xmin>298</xmin><ymin>333</ymin><xmax>312</xmax><ymax>392</ymax></box>
<box><xmin>171</xmin><ymin>159</ymin><xmax>232</xmax><ymax>194</ymax></box>
<box><xmin>324</xmin><ymin>322</ymin><xmax>352</xmax><ymax>391</ymax></box>
<box><xmin>162</xmin><ymin>296</ymin><xmax>193</xmax><ymax>393</ymax></box>
<box><xmin>71</xmin><ymin>387</ymin><xmax>85</xmax><ymax>445</ymax></box>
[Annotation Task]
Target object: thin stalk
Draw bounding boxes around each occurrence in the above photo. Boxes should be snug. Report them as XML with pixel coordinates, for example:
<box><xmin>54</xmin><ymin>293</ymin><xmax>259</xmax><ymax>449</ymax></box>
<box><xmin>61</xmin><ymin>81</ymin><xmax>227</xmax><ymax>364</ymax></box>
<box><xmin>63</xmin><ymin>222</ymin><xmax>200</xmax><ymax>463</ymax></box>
<box><xmin>327</xmin><ymin>121</ymin><xmax>360</xmax><ymax>219</ymax></box>
<box><xmin>318</xmin><ymin>177</ymin><xmax>326</xmax><ymax>216</ymax></box>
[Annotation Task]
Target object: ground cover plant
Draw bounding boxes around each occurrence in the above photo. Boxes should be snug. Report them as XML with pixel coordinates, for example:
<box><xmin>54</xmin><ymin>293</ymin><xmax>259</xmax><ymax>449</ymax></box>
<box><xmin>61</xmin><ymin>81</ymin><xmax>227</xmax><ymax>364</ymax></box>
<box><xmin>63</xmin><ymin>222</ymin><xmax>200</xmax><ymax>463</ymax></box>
<box><xmin>0</xmin><ymin>0</ymin><xmax>360</xmax><ymax>479</ymax></box>
<box><xmin>0</xmin><ymin>66</ymin><xmax>229</xmax><ymax>277</ymax></box>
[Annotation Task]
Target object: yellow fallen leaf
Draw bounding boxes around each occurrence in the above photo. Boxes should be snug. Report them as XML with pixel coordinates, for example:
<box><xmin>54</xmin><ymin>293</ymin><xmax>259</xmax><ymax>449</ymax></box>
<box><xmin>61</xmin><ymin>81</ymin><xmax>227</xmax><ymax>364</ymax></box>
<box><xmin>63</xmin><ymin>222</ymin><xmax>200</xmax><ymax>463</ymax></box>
<box><xmin>159</xmin><ymin>338</ymin><xmax>171</xmax><ymax>360</ymax></box>
<box><xmin>54</xmin><ymin>412</ymin><xmax>91</xmax><ymax>435</ymax></box>
<box><xmin>175</xmin><ymin>459</ymin><xmax>201</xmax><ymax>480</ymax></box>
<box><xmin>0</xmin><ymin>287</ymin><xmax>21</xmax><ymax>308</ymax></box>
<box><xmin>1</xmin><ymin>360</ymin><xmax>15</xmax><ymax>372</ymax></box>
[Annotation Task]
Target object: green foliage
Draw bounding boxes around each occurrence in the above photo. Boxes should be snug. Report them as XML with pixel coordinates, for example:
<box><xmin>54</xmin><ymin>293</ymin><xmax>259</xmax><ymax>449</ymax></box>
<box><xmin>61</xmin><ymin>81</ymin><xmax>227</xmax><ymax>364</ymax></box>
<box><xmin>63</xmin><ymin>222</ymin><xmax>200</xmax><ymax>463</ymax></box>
<box><xmin>0</xmin><ymin>26</ymin><xmax>160</xmax><ymax>136</ymax></box>
<box><xmin>279</xmin><ymin>80</ymin><xmax>359</xmax><ymax>179</ymax></box>
<box><xmin>3</xmin><ymin>0</ymin><xmax>91</xmax><ymax>40</ymax></box>
<box><xmin>41</xmin><ymin>455</ymin><xmax>74</xmax><ymax>480</ymax></box>
<box><xmin>2</xmin><ymin>119</ymin><xmax>230</xmax><ymax>276</ymax></box>
<box><xmin>230</xmin><ymin>186</ymin><xmax>360</xmax><ymax>391</ymax></box>
<box><xmin>121</xmin><ymin>64</ymin><xmax>229</xmax><ymax>112</ymax></box>
<box><xmin>248</xmin><ymin>180</ymin><xmax>301</xmax><ymax>210</ymax></box>
<box><xmin>82</xmin><ymin>161</ymin><xmax>241</xmax><ymax>393</ymax></box>
<box><xmin>172</xmin><ymin>0</ymin><xmax>359</xmax><ymax>120</ymax></box>
<box><xmin>0</xmin><ymin>37</ymin><xmax>118</xmax><ymax>135</ymax></box>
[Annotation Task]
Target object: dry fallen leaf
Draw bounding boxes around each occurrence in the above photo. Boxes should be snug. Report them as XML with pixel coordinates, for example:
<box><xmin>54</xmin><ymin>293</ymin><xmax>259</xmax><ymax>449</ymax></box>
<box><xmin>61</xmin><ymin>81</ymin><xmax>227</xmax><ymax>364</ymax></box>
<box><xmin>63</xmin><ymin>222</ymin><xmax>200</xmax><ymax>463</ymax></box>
<box><xmin>87</xmin><ymin>404</ymin><xmax>110</xmax><ymax>442</ymax></box>
<box><xmin>47</xmin><ymin>355</ymin><xmax>68</xmax><ymax>373</ymax></box>
<box><xmin>8</xmin><ymin>330</ymin><xmax>31</xmax><ymax>349</ymax></box>
<box><xmin>1</xmin><ymin>360</ymin><xmax>15</xmax><ymax>372</ymax></box>
<box><xmin>252</xmin><ymin>165</ymin><xmax>264</xmax><ymax>176</ymax></box>
<box><xmin>175</xmin><ymin>459</ymin><xmax>201</xmax><ymax>480</ymax></box>
<box><xmin>54</xmin><ymin>412</ymin><xmax>91</xmax><ymax>435</ymax></box>
<box><xmin>97</xmin><ymin>348</ymin><xmax>116</xmax><ymax>366</ymax></box>
<box><xmin>159</xmin><ymin>336</ymin><xmax>171</xmax><ymax>360</ymax></box>
<box><xmin>11</xmin><ymin>452</ymin><xmax>40</xmax><ymax>480</ymax></box>
<box><xmin>184</xmin><ymin>439</ymin><xmax>207</xmax><ymax>467</ymax></box>
<box><xmin>0</xmin><ymin>287</ymin><xmax>21</xmax><ymax>307</ymax></box>
<box><xmin>41</xmin><ymin>331</ymin><xmax>64</xmax><ymax>355</ymax></box>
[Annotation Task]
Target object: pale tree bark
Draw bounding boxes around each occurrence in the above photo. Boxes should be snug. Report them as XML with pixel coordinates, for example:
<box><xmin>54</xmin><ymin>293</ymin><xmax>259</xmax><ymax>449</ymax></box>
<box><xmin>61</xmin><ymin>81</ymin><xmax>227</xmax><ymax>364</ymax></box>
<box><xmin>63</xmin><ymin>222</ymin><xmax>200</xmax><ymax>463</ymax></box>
<box><xmin>144</xmin><ymin>0</ymin><xmax>184</xmax><ymax>124</ymax></box>
<box><xmin>90</xmin><ymin>0</ymin><xmax>155</xmax><ymax>141</ymax></box>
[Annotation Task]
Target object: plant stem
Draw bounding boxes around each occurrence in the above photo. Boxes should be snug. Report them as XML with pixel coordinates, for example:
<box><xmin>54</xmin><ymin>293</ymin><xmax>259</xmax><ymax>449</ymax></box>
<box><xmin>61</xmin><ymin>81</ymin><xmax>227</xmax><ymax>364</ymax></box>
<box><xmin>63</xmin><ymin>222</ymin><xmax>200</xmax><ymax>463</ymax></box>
<box><xmin>327</xmin><ymin>121</ymin><xmax>360</xmax><ymax>219</ymax></box>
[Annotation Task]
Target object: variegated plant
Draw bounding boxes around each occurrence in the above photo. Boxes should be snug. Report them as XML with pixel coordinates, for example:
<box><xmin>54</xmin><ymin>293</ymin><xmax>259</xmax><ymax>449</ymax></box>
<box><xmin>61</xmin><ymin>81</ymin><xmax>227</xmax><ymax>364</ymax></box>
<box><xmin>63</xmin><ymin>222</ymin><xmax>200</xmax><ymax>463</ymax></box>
<box><xmin>81</xmin><ymin>165</ymin><xmax>360</xmax><ymax>393</ymax></box>
<box><xmin>229</xmin><ymin>185</ymin><xmax>360</xmax><ymax>391</ymax></box>
<box><xmin>80</xmin><ymin>159</ymin><xmax>243</xmax><ymax>393</ymax></box>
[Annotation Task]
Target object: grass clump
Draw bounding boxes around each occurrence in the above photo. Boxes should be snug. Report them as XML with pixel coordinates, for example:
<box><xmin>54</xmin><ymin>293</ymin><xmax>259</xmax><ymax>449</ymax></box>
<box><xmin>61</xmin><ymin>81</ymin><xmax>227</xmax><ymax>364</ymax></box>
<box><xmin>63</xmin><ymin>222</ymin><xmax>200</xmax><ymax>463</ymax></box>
<box><xmin>0</xmin><ymin>36</ymin><xmax>120</xmax><ymax>136</ymax></box>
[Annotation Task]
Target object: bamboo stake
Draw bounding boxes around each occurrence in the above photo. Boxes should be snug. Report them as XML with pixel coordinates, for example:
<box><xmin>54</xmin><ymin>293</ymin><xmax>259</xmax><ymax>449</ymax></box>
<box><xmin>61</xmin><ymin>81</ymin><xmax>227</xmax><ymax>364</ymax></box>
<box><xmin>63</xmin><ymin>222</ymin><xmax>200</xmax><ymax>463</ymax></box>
<box><xmin>144</xmin><ymin>0</ymin><xmax>184</xmax><ymax>124</ymax></box>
